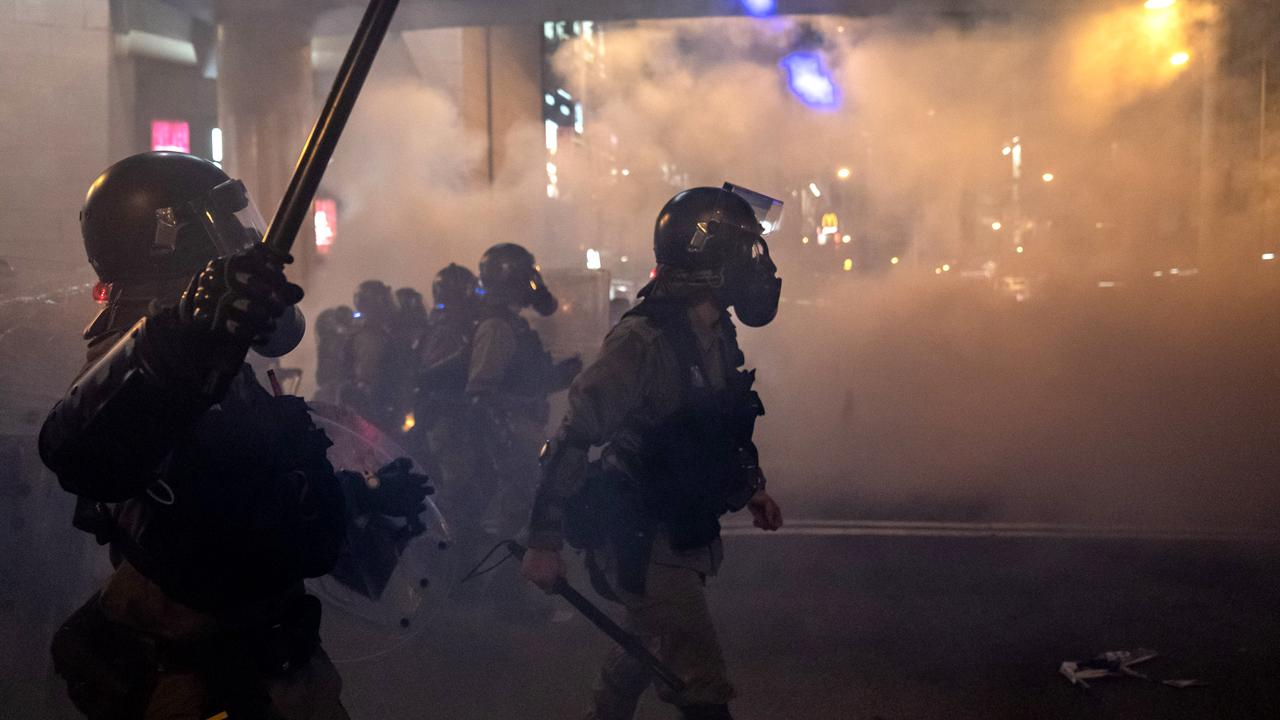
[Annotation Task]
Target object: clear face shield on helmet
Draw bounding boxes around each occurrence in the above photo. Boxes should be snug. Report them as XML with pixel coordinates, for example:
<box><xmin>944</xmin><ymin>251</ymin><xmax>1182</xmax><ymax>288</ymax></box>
<box><xmin>152</xmin><ymin>178</ymin><xmax>304</xmax><ymax>357</ymax></box>
<box><xmin>152</xmin><ymin>178</ymin><xmax>266</xmax><ymax>258</ymax></box>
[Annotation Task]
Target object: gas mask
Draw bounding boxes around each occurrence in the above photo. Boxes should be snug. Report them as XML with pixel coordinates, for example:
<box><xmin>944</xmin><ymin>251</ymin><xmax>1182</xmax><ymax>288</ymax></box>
<box><xmin>687</xmin><ymin>184</ymin><xmax>784</xmax><ymax>328</ymax></box>
<box><xmin>529</xmin><ymin>269</ymin><xmax>558</xmax><ymax>317</ymax></box>
<box><xmin>719</xmin><ymin>236</ymin><xmax>782</xmax><ymax>328</ymax></box>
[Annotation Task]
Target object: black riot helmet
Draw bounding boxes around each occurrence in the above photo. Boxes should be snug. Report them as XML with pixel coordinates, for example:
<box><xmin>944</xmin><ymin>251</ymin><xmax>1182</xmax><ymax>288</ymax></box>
<box><xmin>395</xmin><ymin>287</ymin><xmax>427</xmax><ymax>319</ymax></box>
<box><xmin>431</xmin><ymin>263</ymin><xmax>479</xmax><ymax>312</ymax></box>
<box><xmin>316</xmin><ymin>305</ymin><xmax>355</xmax><ymax>340</ymax></box>
<box><xmin>478</xmin><ymin>243</ymin><xmax>557</xmax><ymax>316</ymax></box>
<box><xmin>81</xmin><ymin>152</ymin><xmax>265</xmax><ymax>284</ymax></box>
<box><xmin>354</xmin><ymin>280</ymin><xmax>393</xmax><ymax>320</ymax></box>
<box><xmin>652</xmin><ymin>183</ymin><xmax>784</xmax><ymax>327</ymax></box>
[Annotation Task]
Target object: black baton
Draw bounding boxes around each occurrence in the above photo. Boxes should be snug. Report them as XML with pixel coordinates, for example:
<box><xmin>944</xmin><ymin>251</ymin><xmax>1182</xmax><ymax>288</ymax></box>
<box><xmin>506</xmin><ymin>542</ymin><xmax>687</xmax><ymax>693</ymax></box>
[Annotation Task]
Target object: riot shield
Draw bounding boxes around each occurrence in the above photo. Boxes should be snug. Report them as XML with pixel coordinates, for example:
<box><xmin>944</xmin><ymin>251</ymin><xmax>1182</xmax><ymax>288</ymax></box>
<box><xmin>306</xmin><ymin>400</ymin><xmax>457</xmax><ymax>663</ymax></box>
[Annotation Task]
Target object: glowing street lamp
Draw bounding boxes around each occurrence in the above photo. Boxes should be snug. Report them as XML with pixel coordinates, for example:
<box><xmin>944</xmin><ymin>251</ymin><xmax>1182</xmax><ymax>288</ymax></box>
<box><xmin>1144</xmin><ymin>0</ymin><xmax>1175</xmax><ymax>9</ymax></box>
<box><xmin>991</xmin><ymin>221</ymin><xmax>1003</xmax><ymax>231</ymax></box>
<box><xmin>1041</xmin><ymin>172</ymin><xmax>1055</xmax><ymax>183</ymax></box>
<box><xmin>836</xmin><ymin>167</ymin><xmax>851</xmax><ymax>180</ymax></box>
<box><xmin>1170</xmin><ymin>51</ymin><xmax>1191</xmax><ymax>66</ymax></box>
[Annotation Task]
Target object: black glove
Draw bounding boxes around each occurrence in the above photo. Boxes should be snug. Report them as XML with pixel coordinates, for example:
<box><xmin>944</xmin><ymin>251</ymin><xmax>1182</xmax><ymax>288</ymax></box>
<box><xmin>180</xmin><ymin>244</ymin><xmax>303</xmax><ymax>346</ymax></box>
<box><xmin>355</xmin><ymin>457</ymin><xmax>434</xmax><ymax>519</ymax></box>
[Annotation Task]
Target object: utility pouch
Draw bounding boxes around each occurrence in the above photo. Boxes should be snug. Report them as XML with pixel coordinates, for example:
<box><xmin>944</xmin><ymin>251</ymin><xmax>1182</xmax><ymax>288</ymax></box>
<box><xmin>50</xmin><ymin>593</ymin><xmax>159</xmax><ymax>720</ymax></box>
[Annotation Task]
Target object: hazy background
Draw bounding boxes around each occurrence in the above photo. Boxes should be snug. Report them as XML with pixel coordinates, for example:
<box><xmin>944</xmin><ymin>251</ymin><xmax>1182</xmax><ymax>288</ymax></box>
<box><xmin>295</xmin><ymin>2</ymin><xmax>1280</xmax><ymax>531</ymax></box>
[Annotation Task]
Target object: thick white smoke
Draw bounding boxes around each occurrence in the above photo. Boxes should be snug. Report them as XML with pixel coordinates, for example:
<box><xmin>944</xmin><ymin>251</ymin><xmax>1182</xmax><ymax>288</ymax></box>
<box><xmin>306</xmin><ymin>5</ymin><xmax>1280</xmax><ymax>530</ymax></box>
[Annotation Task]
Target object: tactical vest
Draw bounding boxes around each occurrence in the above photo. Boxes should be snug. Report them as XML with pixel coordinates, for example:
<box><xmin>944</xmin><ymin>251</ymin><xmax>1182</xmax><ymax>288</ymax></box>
<box><xmin>619</xmin><ymin>298</ymin><xmax>764</xmax><ymax>552</ymax></box>
<box><xmin>478</xmin><ymin>305</ymin><xmax>556</xmax><ymax>401</ymax></box>
<box><xmin>416</xmin><ymin>313</ymin><xmax>475</xmax><ymax>410</ymax></box>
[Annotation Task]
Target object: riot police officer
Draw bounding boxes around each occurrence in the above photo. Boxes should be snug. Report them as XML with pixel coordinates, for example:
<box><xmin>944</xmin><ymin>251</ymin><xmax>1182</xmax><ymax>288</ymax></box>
<box><xmin>521</xmin><ymin>185</ymin><xmax>786</xmax><ymax>720</ymax></box>
<box><xmin>39</xmin><ymin>152</ymin><xmax>430</xmax><ymax>719</ymax></box>
<box><xmin>469</xmin><ymin>244</ymin><xmax>580</xmax><ymax>540</ymax></box>
<box><xmin>414</xmin><ymin>265</ymin><xmax>485</xmax><ymax>546</ymax></box>
<box><xmin>314</xmin><ymin>305</ymin><xmax>355</xmax><ymax>404</ymax></box>
<box><xmin>340</xmin><ymin>279</ymin><xmax>398</xmax><ymax>430</ymax></box>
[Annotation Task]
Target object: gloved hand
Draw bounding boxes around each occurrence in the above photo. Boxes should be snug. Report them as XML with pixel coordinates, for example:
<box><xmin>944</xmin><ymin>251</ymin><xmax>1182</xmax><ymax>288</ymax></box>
<box><xmin>355</xmin><ymin>457</ymin><xmax>434</xmax><ymax>519</ymax></box>
<box><xmin>520</xmin><ymin>547</ymin><xmax>566</xmax><ymax>594</ymax></box>
<box><xmin>179</xmin><ymin>244</ymin><xmax>303</xmax><ymax>345</ymax></box>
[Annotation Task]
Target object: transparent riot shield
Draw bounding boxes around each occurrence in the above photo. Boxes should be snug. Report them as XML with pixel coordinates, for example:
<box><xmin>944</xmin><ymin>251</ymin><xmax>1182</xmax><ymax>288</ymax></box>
<box><xmin>305</xmin><ymin>400</ymin><xmax>457</xmax><ymax>663</ymax></box>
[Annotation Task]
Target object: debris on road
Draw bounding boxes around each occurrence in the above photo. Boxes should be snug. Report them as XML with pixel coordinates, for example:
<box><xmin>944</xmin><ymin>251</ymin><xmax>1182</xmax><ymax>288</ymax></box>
<box><xmin>1059</xmin><ymin>649</ymin><xmax>1204</xmax><ymax>690</ymax></box>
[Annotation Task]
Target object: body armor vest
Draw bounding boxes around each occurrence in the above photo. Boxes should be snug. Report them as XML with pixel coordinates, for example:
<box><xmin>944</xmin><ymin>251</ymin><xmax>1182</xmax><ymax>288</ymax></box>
<box><xmin>620</xmin><ymin>299</ymin><xmax>764</xmax><ymax>551</ymax></box>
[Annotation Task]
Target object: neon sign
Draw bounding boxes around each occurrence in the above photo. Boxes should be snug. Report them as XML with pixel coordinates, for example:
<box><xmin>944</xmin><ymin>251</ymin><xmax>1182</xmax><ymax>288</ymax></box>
<box><xmin>150</xmin><ymin>120</ymin><xmax>190</xmax><ymax>152</ymax></box>
<box><xmin>314</xmin><ymin>199</ymin><xmax>337</xmax><ymax>255</ymax></box>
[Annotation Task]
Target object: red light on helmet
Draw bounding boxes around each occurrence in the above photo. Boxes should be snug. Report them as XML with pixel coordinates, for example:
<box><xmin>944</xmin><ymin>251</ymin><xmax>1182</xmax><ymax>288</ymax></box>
<box><xmin>92</xmin><ymin>281</ymin><xmax>112</xmax><ymax>304</ymax></box>
<box><xmin>649</xmin><ymin>267</ymin><xmax>658</xmax><ymax>279</ymax></box>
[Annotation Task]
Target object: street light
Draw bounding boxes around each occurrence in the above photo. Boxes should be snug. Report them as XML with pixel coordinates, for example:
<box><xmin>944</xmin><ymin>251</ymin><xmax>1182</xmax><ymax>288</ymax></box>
<box><xmin>991</xmin><ymin>221</ymin><xmax>1003</xmax><ymax>231</ymax></box>
<box><xmin>1144</xmin><ymin>0</ymin><xmax>1175</xmax><ymax>9</ymax></box>
<box><xmin>836</xmin><ymin>167</ymin><xmax>851</xmax><ymax>180</ymax></box>
<box><xmin>1170</xmin><ymin>51</ymin><xmax>1190</xmax><ymax>66</ymax></box>
<box><xmin>1041</xmin><ymin>172</ymin><xmax>1055</xmax><ymax>183</ymax></box>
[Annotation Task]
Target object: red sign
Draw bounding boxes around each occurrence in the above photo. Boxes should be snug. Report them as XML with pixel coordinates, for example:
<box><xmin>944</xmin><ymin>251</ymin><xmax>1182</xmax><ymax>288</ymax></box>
<box><xmin>314</xmin><ymin>199</ymin><xmax>337</xmax><ymax>255</ymax></box>
<box><xmin>150</xmin><ymin>120</ymin><xmax>190</xmax><ymax>152</ymax></box>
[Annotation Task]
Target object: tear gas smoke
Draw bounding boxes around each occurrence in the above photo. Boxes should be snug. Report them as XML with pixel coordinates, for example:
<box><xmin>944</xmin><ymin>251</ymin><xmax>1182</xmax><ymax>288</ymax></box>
<box><xmin>305</xmin><ymin>3</ymin><xmax>1279</xmax><ymax>530</ymax></box>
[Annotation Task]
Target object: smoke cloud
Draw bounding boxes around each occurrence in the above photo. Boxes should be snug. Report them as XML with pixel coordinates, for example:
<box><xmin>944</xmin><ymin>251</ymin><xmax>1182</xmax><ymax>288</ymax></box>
<box><xmin>308</xmin><ymin>3</ymin><xmax>1280</xmax><ymax>530</ymax></box>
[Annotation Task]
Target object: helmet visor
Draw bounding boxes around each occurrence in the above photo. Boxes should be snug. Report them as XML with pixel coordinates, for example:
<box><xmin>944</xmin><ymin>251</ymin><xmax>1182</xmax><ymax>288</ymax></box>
<box><xmin>153</xmin><ymin>178</ymin><xmax>266</xmax><ymax>258</ymax></box>
<box><xmin>722</xmin><ymin>182</ymin><xmax>784</xmax><ymax>236</ymax></box>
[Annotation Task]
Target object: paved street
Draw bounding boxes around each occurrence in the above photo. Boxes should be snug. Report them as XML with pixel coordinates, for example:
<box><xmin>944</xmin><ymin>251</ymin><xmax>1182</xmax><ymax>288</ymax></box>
<box><xmin>338</xmin><ymin>527</ymin><xmax>1280</xmax><ymax>719</ymax></box>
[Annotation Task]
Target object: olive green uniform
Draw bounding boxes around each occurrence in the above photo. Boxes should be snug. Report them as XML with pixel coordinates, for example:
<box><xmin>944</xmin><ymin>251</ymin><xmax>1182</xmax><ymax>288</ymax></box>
<box><xmin>528</xmin><ymin>307</ymin><xmax>744</xmax><ymax>717</ymax></box>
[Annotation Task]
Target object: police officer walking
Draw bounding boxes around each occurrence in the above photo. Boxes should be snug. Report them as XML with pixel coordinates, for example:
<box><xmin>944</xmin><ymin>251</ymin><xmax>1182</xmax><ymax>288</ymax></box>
<box><xmin>468</xmin><ymin>244</ymin><xmax>580</xmax><ymax>540</ymax></box>
<box><xmin>39</xmin><ymin>152</ymin><xmax>431</xmax><ymax>719</ymax></box>
<box><xmin>521</xmin><ymin>185</ymin><xmax>786</xmax><ymax>720</ymax></box>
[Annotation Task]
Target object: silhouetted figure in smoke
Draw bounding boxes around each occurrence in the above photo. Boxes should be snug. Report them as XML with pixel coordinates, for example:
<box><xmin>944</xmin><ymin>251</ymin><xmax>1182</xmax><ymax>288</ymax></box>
<box><xmin>393</xmin><ymin>286</ymin><xmax>430</xmax><ymax>353</ymax></box>
<box><xmin>340</xmin><ymin>279</ymin><xmax>398</xmax><ymax>431</ymax></box>
<box><xmin>38</xmin><ymin>152</ymin><xmax>430</xmax><ymax>719</ymax></box>
<box><xmin>415</xmin><ymin>264</ymin><xmax>485</xmax><ymax>544</ymax></box>
<box><xmin>469</xmin><ymin>245</ymin><xmax>581</xmax><ymax>542</ymax></box>
<box><xmin>314</xmin><ymin>304</ymin><xmax>355</xmax><ymax>404</ymax></box>
<box><xmin>522</xmin><ymin>185</ymin><xmax>786</xmax><ymax>720</ymax></box>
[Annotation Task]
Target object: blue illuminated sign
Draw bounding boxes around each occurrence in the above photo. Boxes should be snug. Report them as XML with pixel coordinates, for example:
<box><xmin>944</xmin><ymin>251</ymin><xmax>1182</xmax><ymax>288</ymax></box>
<box><xmin>779</xmin><ymin>51</ymin><xmax>840</xmax><ymax>110</ymax></box>
<box><xmin>741</xmin><ymin>0</ymin><xmax>776</xmax><ymax>17</ymax></box>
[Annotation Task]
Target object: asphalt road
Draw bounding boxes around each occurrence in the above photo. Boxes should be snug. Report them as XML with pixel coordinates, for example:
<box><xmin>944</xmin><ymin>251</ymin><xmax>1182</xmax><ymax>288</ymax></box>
<box><xmin>336</xmin><ymin>527</ymin><xmax>1280</xmax><ymax>719</ymax></box>
<box><xmin>7</xmin><ymin>517</ymin><xmax>1278</xmax><ymax>718</ymax></box>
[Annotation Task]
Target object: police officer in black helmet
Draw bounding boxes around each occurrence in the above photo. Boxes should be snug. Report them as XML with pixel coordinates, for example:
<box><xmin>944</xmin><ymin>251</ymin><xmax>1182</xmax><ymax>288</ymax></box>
<box><xmin>522</xmin><ymin>184</ymin><xmax>785</xmax><ymax>720</ymax></box>
<box><xmin>39</xmin><ymin>152</ymin><xmax>431</xmax><ymax>719</ymax></box>
<box><xmin>464</xmin><ymin>245</ymin><xmax>580</xmax><ymax>611</ymax></box>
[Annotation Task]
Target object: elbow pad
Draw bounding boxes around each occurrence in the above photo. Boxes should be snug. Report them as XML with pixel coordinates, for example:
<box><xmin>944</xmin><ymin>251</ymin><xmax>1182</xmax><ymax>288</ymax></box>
<box><xmin>39</xmin><ymin>315</ymin><xmax>221</xmax><ymax>500</ymax></box>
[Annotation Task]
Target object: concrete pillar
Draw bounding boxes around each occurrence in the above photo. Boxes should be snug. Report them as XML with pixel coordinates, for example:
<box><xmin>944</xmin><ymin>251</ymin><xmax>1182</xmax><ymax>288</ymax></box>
<box><xmin>215</xmin><ymin>0</ymin><xmax>318</xmax><ymax>277</ymax></box>
<box><xmin>0</xmin><ymin>0</ymin><xmax>112</xmax><ymax>265</ymax></box>
<box><xmin>458</xmin><ymin>25</ymin><xmax>544</xmax><ymax>185</ymax></box>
